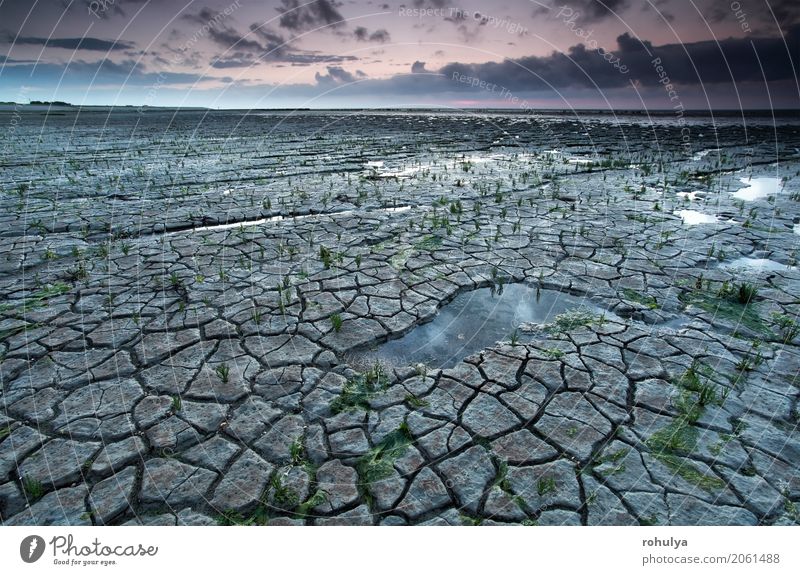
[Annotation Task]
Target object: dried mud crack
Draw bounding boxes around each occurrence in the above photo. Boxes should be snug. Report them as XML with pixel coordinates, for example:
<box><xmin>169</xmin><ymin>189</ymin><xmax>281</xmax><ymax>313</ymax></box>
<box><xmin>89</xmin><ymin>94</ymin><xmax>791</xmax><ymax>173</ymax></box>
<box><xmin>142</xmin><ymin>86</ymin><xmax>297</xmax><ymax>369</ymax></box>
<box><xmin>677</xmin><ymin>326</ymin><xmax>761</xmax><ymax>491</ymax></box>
<box><xmin>1</xmin><ymin>110</ymin><xmax>799</xmax><ymax>526</ymax></box>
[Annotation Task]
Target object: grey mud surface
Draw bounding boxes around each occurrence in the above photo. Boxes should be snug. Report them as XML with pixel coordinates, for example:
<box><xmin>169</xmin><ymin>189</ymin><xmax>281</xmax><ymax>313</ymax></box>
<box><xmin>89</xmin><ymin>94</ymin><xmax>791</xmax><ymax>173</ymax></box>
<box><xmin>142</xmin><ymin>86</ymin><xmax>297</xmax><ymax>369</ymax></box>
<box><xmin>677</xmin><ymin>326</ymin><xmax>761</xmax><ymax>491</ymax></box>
<box><xmin>0</xmin><ymin>110</ymin><xmax>799</xmax><ymax>526</ymax></box>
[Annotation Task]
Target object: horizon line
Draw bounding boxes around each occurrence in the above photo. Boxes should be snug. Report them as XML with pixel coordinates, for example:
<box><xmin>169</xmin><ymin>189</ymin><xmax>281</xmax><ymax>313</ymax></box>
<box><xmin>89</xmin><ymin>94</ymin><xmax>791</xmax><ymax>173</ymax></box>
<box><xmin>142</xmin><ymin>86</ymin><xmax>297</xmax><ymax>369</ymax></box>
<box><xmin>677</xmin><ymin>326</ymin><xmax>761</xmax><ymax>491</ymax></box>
<box><xmin>1</xmin><ymin>102</ymin><xmax>799</xmax><ymax>114</ymax></box>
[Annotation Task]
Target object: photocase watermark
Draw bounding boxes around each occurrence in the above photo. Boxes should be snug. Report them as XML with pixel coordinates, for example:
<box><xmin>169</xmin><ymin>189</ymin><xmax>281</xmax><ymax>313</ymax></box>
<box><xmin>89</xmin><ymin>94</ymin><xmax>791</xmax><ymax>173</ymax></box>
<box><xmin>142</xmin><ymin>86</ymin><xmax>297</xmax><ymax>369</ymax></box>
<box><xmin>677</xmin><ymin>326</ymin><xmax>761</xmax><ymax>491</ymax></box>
<box><xmin>19</xmin><ymin>535</ymin><xmax>46</xmax><ymax>564</ymax></box>
<box><xmin>471</xmin><ymin>10</ymin><xmax>529</xmax><ymax>36</ymax></box>
<box><xmin>399</xmin><ymin>6</ymin><xmax>528</xmax><ymax>36</ymax></box>
<box><xmin>730</xmin><ymin>1</ymin><xmax>752</xmax><ymax>33</ymax></box>
<box><xmin>88</xmin><ymin>0</ymin><xmax>117</xmax><ymax>19</ymax></box>
<box><xmin>651</xmin><ymin>57</ymin><xmax>692</xmax><ymax>155</ymax></box>
<box><xmin>452</xmin><ymin>71</ymin><xmax>502</xmax><ymax>94</ymax></box>
<box><xmin>18</xmin><ymin>534</ymin><xmax>159</xmax><ymax>566</ymax></box>
<box><xmin>449</xmin><ymin>71</ymin><xmax>563</xmax><ymax>151</ymax></box>
<box><xmin>138</xmin><ymin>0</ymin><xmax>241</xmax><ymax>113</ymax></box>
<box><xmin>2</xmin><ymin>85</ymin><xmax>30</xmax><ymax>158</ymax></box>
<box><xmin>554</xmin><ymin>6</ymin><xmax>628</xmax><ymax>74</ymax></box>
<box><xmin>20</xmin><ymin>533</ymin><xmax>158</xmax><ymax>565</ymax></box>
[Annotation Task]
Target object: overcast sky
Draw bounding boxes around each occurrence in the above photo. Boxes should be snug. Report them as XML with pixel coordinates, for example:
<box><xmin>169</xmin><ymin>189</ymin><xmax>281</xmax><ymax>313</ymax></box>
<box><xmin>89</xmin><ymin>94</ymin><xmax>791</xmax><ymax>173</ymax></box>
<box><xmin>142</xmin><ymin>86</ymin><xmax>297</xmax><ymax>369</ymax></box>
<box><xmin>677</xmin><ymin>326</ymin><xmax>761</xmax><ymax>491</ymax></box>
<box><xmin>0</xmin><ymin>0</ymin><xmax>798</xmax><ymax>108</ymax></box>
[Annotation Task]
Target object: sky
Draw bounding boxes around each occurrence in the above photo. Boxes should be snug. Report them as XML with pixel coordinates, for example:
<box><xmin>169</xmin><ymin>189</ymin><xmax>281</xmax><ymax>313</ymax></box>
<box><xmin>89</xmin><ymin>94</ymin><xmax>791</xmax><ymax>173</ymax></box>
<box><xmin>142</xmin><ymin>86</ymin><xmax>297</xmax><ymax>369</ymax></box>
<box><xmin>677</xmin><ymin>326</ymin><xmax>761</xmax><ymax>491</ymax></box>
<box><xmin>0</xmin><ymin>0</ymin><xmax>798</xmax><ymax>109</ymax></box>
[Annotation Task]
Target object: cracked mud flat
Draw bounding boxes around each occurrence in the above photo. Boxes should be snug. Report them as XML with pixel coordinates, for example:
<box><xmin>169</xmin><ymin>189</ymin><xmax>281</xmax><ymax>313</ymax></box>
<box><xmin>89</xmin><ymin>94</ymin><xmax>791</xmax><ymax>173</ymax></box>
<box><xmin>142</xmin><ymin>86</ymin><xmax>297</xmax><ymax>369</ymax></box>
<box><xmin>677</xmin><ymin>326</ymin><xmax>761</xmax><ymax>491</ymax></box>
<box><xmin>1</xmin><ymin>109</ymin><xmax>799</xmax><ymax>526</ymax></box>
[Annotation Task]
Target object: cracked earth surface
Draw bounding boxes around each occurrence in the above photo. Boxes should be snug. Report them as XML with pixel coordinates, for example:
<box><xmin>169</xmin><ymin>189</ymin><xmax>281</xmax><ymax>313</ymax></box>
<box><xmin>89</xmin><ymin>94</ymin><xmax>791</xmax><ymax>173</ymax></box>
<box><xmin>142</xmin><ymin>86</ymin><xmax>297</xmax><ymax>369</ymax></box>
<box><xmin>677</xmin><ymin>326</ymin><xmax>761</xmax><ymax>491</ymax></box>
<box><xmin>1</xmin><ymin>110</ymin><xmax>799</xmax><ymax>525</ymax></box>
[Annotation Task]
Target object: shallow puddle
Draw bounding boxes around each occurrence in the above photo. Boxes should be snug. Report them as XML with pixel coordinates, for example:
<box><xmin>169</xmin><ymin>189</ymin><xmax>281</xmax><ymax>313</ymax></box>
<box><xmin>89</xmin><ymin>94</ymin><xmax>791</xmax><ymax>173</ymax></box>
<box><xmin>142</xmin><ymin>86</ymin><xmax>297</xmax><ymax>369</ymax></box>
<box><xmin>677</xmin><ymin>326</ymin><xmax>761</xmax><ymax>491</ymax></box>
<box><xmin>731</xmin><ymin>177</ymin><xmax>782</xmax><ymax>201</ymax></box>
<box><xmin>355</xmin><ymin>283</ymin><xmax>607</xmax><ymax>369</ymax></box>
<box><xmin>183</xmin><ymin>205</ymin><xmax>412</xmax><ymax>233</ymax></box>
<box><xmin>674</xmin><ymin>209</ymin><xmax>718</xmax><ymax>225</ymax></box>
<box><xmin>676</xmin><ymin>191</ymin><xmax>704</xmax><ymax>201</ymax></box>
<box><xmin>719</xmin><ymin>257</ymin><xmax>795</xmax><ymax>272</ymax></box>
<box><xmin>692</xmin><ymin>148</ymin><xmax>718</xmax><ymax>161</ymax></box>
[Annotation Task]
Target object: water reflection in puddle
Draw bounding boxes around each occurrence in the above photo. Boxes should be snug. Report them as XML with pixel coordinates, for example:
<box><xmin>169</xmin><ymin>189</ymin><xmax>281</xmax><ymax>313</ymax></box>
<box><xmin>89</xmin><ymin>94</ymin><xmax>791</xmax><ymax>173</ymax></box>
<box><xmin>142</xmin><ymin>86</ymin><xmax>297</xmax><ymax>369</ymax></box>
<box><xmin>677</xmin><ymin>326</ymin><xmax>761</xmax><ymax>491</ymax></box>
<box><xmin>731</xmin><ymin>177</ymin><xmax>782</xmax><ymax>201</ymax></box>
<box><xmin>674</xmin><ymin>210</ymin><xmax>718</xmax><ymax>225</ymax></box>
<box><xmin>182</xmin><ymin>205</ymin><xmax>412</xmax><ymax>233</ymax></box>
<box><xmin>355</xmin><ymin>283</ymin><xmax>608</xmax><ymax>369</ymax></box>
<box><xmin>676</xmin><ymin>191</ymin><xmax>704</xmax><ymax>201</ymax></box>
<box><xmin>692</xmin><ymin>149</ymin><xmax>718</xmax><ymax>161</ymax></box>
<box><xmin>719</xmin><ymin>257</ymin><xmax>795</xmax><ymax>273</ymax></box>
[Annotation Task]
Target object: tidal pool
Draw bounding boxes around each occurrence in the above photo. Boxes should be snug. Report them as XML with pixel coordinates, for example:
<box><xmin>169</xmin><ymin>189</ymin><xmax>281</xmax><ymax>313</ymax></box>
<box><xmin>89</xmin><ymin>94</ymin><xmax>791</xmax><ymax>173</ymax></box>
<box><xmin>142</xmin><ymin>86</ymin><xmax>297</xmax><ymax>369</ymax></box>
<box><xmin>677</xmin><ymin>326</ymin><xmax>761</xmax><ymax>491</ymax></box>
<box><xmin>719</xmin><ymin>257</ymin><xmax>795</xmax><ymax>272</ymax></box>
<box><xmin>676</xmin><ymin>191</ymin><xmax>704</xmax><ymax>201</ymax></box>
<box><xmin>674</xmin><ymin>209</ymin><xmax>718</xmax><ymax>225</ymax></box>
<box><xmin>356</xmin><ymin>283</ymin><xmax>607</xmax><ymax>369</ymax></box>
<box><xmin>731</xmin><ymin>177</ymin><xmax>782</xmax><ymax>201</ymax></box>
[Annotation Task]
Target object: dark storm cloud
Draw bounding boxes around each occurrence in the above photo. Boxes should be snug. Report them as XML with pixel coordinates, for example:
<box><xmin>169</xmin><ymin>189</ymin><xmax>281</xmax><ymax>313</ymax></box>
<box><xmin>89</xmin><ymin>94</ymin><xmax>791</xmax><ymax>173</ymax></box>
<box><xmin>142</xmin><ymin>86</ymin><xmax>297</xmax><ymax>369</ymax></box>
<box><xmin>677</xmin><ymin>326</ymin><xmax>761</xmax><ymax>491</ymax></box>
<box><xmin>80</xmin><ymin>0</ymin><xmax>147</xmax><ymax>20</ymax></box>
<box><xmin>315</xmin><ymin>65</ymin><xmax>359</xmax><ymax>85</ymax></box>
<box><xmin>211</xmin><ymin>53</ymin><xmax>258</xmax><ymax>68</ymax></box>
<box><xmin>8</xmin><ymin>36</ymin><xmax>135</xmax><ymax>51</ymax></box>
<box><xmin>250</xmin><ymin>25</ymin><xmax>290</xmax><ymax>48</ymax></box>
<box><xmin>572</xmin><ymin>0</ymin><xmax>630</xmax><ymax>20</ymax></box>
<box><xmin>412</xmin><ymin>0</ymin><xmax>452</xmax><ymax>7</ymax></box>
<box><xmin>277</xmin><ymin>0</ymin><xmax>346</xmax><ymax>32</ymax></box>
<box><xmin>245</xmin><ymin>25</ymin><xmax>797</xmax><ymax>107</ymax></box>
<box><xmin>770</xmin><ymin>0</ymin><xmax>800</xmax><ymax>28</ymax></box>
<box><xmin>619</xmin><ymin>27</ymin><xmax>799</xmax><ymax>84</ymax></box>
<box><xmin>0</xmin><ymin>55</ymin><xmax>36</xmax><ymax>64</ymax></box>
<box><xmin>207</xmin><ymin>25</ymin><xmax>266</xmax><ymax>53</ymax></box>
<box><xmin>211</xmin><ymin>50</ymin><xmax>356</xmax><ymax>67</ymax></box>
<box><xmin>650</xmin><ymin>0</ymin><xmax>675</xmax><ymax>23</ymax></box>
<box><xmin>703</xmin><ymin>0</ymin><xmax>800</xmax><ymax>29</ymax></box>
<box><xmin>0</xmin><ymin>57</ymin><xmax>211</xmax><ymax>88</ymax></box>
<box><xmin>283</xmin><ymin>52</ymin><xmax>358</xmax><ymax>64</ymax></box>
<box><xmin>353</xmin><ymin>26</ymin><xmax>391</xmax><ymax>42</ymax></box>
<box><xmin>67</xmin><ymin>58</ymin><xmax>142</xmax><ymax>75</ymax></box>
<box><xmin>182</xmin><ymin>6</ymin><xmax>225</xmax><ymax>26</ymax></box>
<box><xmin>438</xmin><ymin>27</ymin><xmax>799</xmax><ymax>92</ymax></box>
<box><xmin>205</xmin><ymin>22</ymin><xmax>357</xmax><ymax>66</ymax></box>
<box><xmin>287</xmin><ymin>68</ymin><xmax>450</xmax><ymax>97</ymax></box>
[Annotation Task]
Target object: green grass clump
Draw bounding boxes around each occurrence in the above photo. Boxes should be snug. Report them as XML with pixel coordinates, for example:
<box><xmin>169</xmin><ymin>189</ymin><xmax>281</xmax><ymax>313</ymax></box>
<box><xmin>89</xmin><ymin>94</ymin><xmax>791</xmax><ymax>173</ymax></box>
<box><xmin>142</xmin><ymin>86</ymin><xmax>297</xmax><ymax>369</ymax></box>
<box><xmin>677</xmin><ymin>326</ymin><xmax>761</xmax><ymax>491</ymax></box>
<box><xmin>717</xmin><ymin>281</ymin><xmax>758</xmax><ymax>305</ymax></box>
<box><xmin>217</xmin><ymin>488</ymin><xmax>275</xmax><ymax>525</ymax></box>
<box><xmin>216</xmin><ymin>503</ymin><xmax>271</xmax><ymax>525</ymax></box>
<box><xmin>543</xmin><ymin>348</ymin><xmax>565</xmax><ymax>359</ymax></box>
<box><xmin>271</xmin><ymin>476</ymin><xmax>300</xmax><ymax>509</ymax></box>
<box><xmin>679</xmin><ymin>286</ymin><xmax>768</xmax><ymax>335</ymax></box>
<box><xmin>215</xmin><ymin>363</ymin><xmax>230</xmax><ymax>384</ymax></box>
<box><xmin>645</xmin><ymin>361</ymin><xmax>727</xmax><ymax>492</ymax></box>
<box><xmin>589</xmin><ymin>447</ymin><xmax>629</xmax><ymax>476</ymax></box>
<box><xmin>329</xmin><ymin>363</ymin><xmax>389</xmax><ymax>414</ymax></box>
<box><xmin>546</xmin><ymin>308</ymin><xmax>603</xmax><ymax>335</ymax></box>
<box><xmin>289</xmin><ymin>438</ymin><xmax>305</xmax><ymax>466</ymax></box>
<box><xmin>414</xmin><ymin>235</ymin><xmax>443</xmax><ymax>251</ymax></box>
<box><xmin>537</xmin><ymin>476</ymin><xmax>557</xmax><ymax>496</ymax></box>
<box><xmin>646</xmin><ymin>414</ymin><xmax>725</xmax><ymax>492</ymax></box>
<box><xmin>22</xmin><ymin>477</ymin><xmax>44</xmax><ymax>501</ymax></box>
<box><xmin>357</xmin><ymin>423</ymin><xmax>413</xmax><ymax>485</ymax></box>
<box><xmin>319</xmin><ymin>245</ymin><xmax>334</xmax><ymax>269</ymax></box>
<box><xmin>621</xmin><ymin>288</ymin><xmax>659</xmax><ymax>310</ymax></box>
<box><xmin>404</xmin><ymin>394</ymin><xmax>429</xmax><ymax>408</ymax></box>
<box><xmin>647</xmin><ymin>417</ymin><xmax>699</xmax><ymax>455</ymax></box>
<box><xmin>653</xmin><ymin>454</ymin><xmax>726</xmax><ymax>491</ymax></box>
<box><xmin>771</xmin><ymin>312</ymin><xmax>799</xmax><ymax>343</ymax></box>
<box><xmin>459</xmin><ymin>513</ymin><xmax>483</xmax><ymax>526</ymax></box>
<box><xmin>296</xmin><ymin>490</ymin><xmax>328</xmax><ymax>517</ymax></box>
<box><xmin>0</xmin><ymin>283</ymin><xmax>71</xmax><ymax>314</ymax></box>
